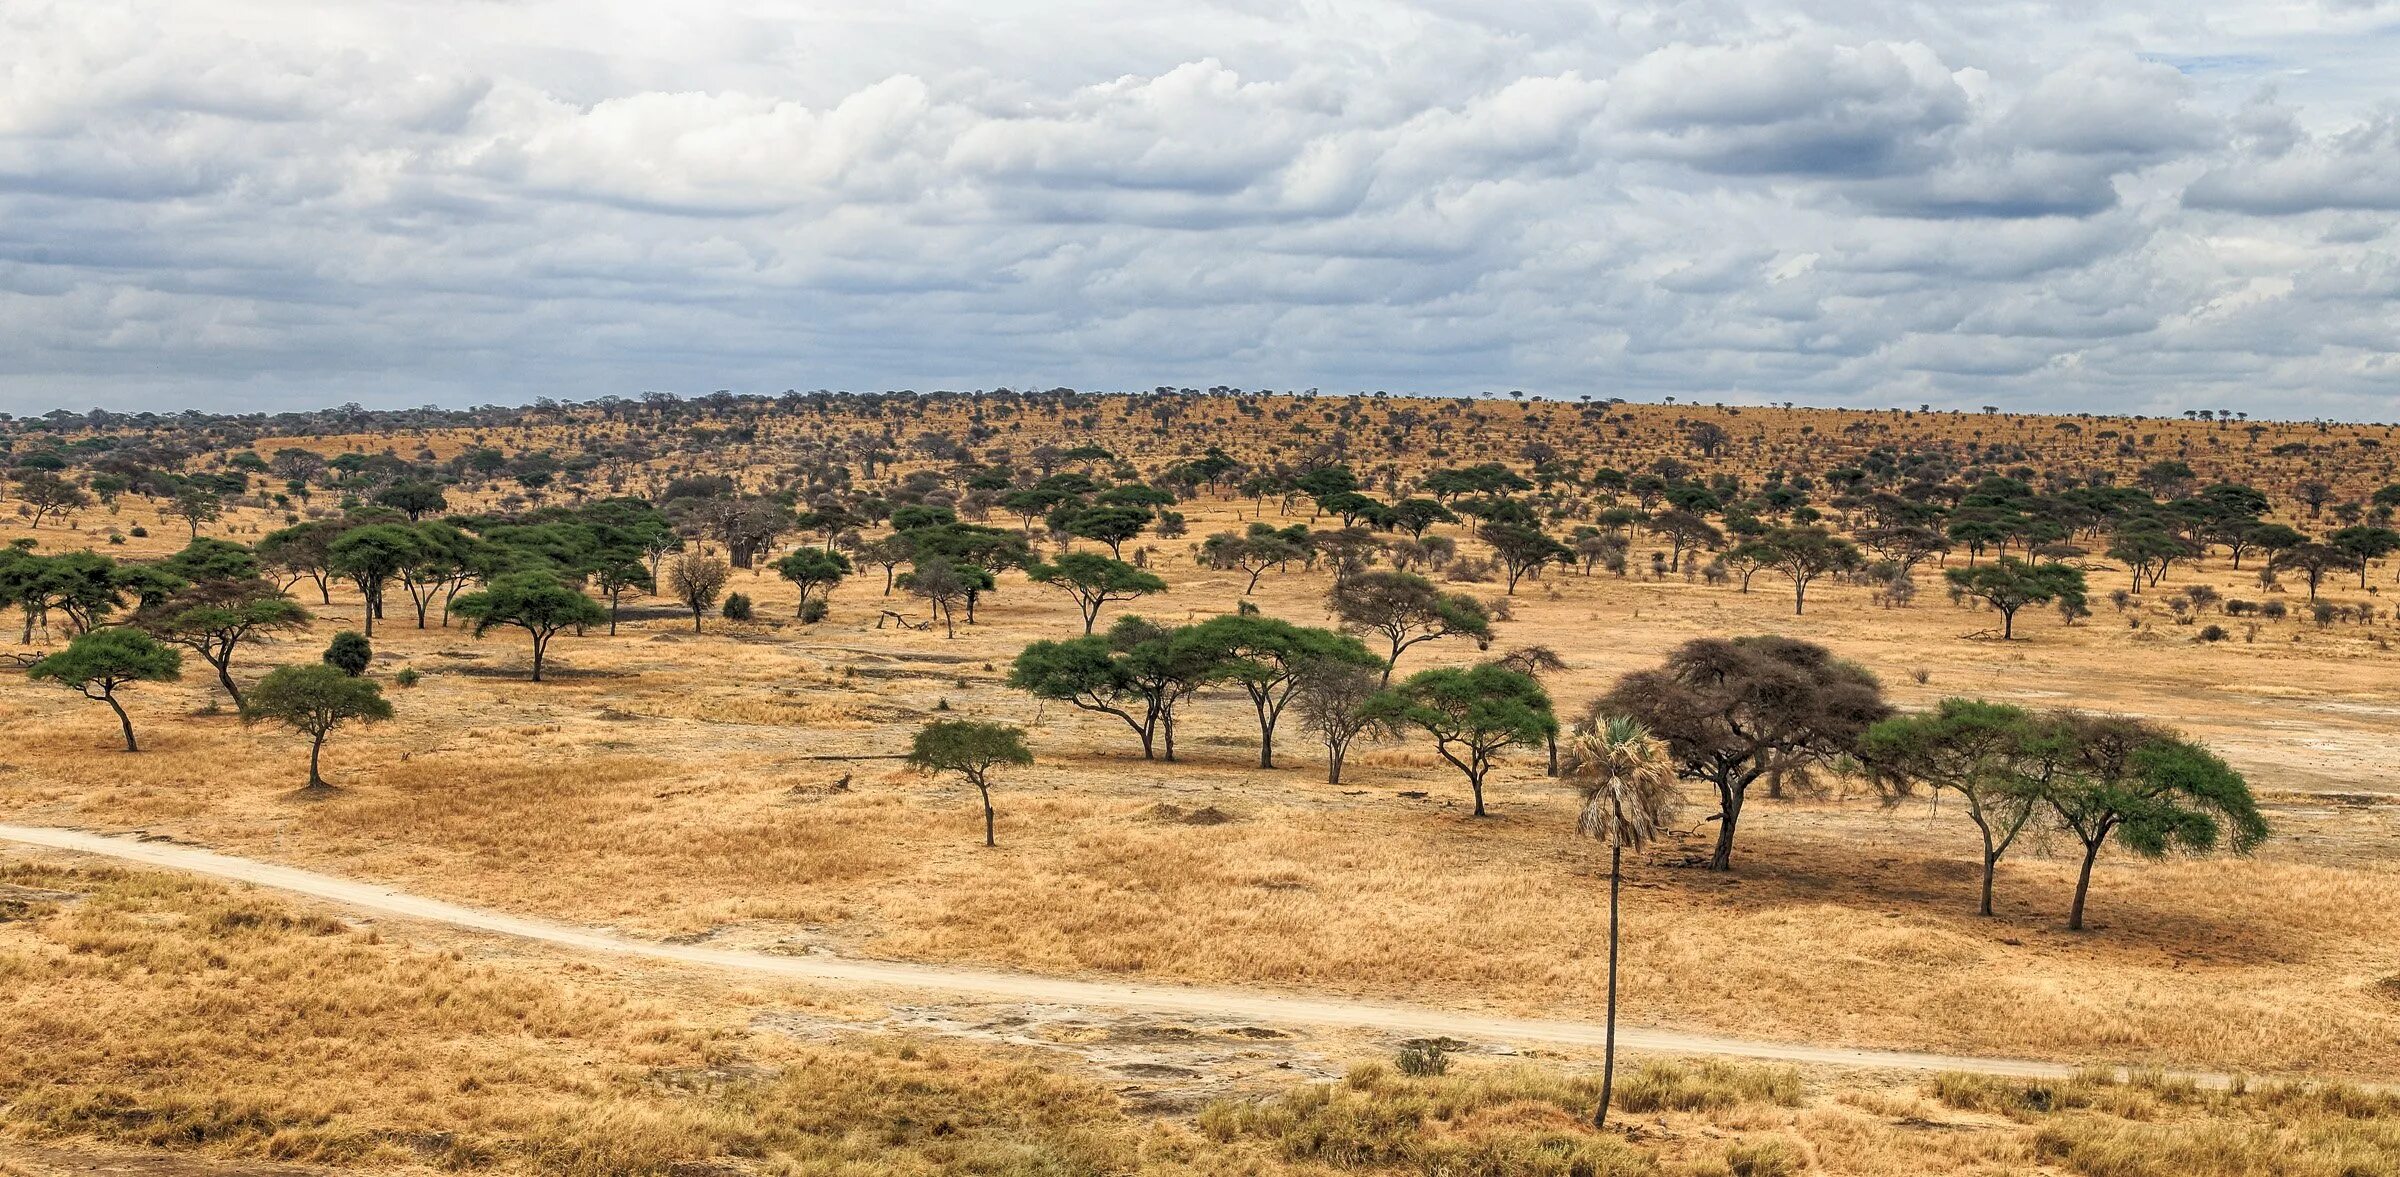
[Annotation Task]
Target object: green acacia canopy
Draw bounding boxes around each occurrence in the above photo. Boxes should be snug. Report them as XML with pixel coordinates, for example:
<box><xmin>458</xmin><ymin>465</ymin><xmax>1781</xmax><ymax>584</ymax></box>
<box><xmin>453</xmin><ymin>571</ymin><xmax>608</xmax><ymax>682</ymax></box>
<box><xmin>30</xmin><ymin>627</ymin><xmax>183</xmax><ymax>752</ymax></box>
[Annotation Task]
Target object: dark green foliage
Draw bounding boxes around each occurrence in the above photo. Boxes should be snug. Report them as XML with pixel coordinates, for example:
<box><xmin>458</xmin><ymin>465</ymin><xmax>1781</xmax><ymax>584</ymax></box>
<box><xmin>323</xmin><ymin>630</ymin><xmax>372</xmax><ymax>676</ymax></box>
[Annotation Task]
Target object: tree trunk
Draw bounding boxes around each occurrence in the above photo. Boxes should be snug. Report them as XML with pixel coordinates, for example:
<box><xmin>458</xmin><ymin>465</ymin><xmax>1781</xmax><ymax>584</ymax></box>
<box><xmin>2069</xmin><ymin>838</ymin><xmax>2103</xmax><ymax>931</ymax></box>
<box><xmin>1595</xmin><ymin>842</ymin><xmax>1623</xmax><ymax>1129</ymax></box>
<box><xmin>1979</xmin><ymin>836</ymin><xmax>2000</xmax><ymax>918</ymax></box>
<box><xmin>530</xmin><ymin>633</ymin><xmax>547</xmax><ymax>682</ymax></box>
<box><xmin>1469</xmin><ymin>770</ymin><xmax>1486</xmax><ymax>817</ymax></box>
<box><xmin>1708</xmin><ymin>784</ymin><xmax>1744</xmax><ymax>871</ymax></box>
<box><xmin>107</xmin><ymin>694</ymin><xmax>137</xmax><ymax>752</ymax></box>
<box><xmin>213</xmin><ymin>656</ymin><xmax>245</xmax><ymax>712</ymax></box>
<box><xmin>977</xmin><ymin>783</ymin><xmax>995</xmax><ymax>847</ymax></box>
<box><xmin>306</xmin><ymin>733</ymin><xmax>328</xmax><ymax>790</ymax></box>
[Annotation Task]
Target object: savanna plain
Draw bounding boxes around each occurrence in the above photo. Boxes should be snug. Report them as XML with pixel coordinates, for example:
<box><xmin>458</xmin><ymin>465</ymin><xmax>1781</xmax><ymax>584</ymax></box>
<box><xmin>2</xmin><ymin>392</ymin><xmax>2397</xmax><ymax>1176</ymax></box>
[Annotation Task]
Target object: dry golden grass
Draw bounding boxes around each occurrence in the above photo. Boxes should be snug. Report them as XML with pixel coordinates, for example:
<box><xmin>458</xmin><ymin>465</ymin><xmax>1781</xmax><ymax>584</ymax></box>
<box><xmin>8</xmin><ymin>856</ymin><xmax>2394</xmax><ymax>1177</ymax></box>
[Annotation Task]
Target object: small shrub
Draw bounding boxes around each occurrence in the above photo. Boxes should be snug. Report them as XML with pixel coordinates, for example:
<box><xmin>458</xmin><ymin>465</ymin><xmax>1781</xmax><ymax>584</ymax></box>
<box><xmin>721</xmin><ymin>592</ymin><xmax>753</xmax><ymax>622</ymax></box>
<box><xmin>394</xmin><ymin>667</ymin><xmax>421</xmax><ymax>688</ymax></box>
<box><xmin>2198</xmin><ymin>624</ymin><xmax>2227</xmax><ymax>643</ymax></box>
<box><xmin>797</xmin><ymin>598</ymin><xmax>828</xmax><ymax>624</ymax></box>
<box><xmin>129</xmin><ymin>525</ymin><xmax>148</xmax><ymax>538</ymax></box>
<box><xmin>323</xmin><ymin>631</ymin><xmax>372</xmax><ymax>677</ymax></box>
<box><xmin>1394</xmin><ymin>1041</ymin><xmax>1451</xmax><ymax>1077</ymax></box>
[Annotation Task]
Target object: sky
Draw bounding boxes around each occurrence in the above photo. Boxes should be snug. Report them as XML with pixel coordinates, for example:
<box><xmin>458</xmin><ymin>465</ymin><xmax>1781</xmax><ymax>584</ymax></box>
<box><xmin>5</xmin><ymin>1</ymin><xmax>2400</xmax><ymax>419</ymax></box>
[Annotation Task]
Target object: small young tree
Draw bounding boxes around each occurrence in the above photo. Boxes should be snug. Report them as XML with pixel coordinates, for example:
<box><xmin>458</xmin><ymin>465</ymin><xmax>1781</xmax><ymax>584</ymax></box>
<box><xmin>1364</xmin><ymin>663</ymin><xmax>1555</xmax><ymax>816</ymax></box>
<box><xmin>906</xmin><ymin>719</ymin><xmax>1033</xmax><ymax>847</ymax></box>
<box><xmin>1028</xmin><ymin>552</ymin><xmax>1166</xmax><ymax>634</ymax></box>
<box><xmin>453</xmin><ymin>571</ymin><xmax>609</xmax><ymax>682</ymax></box>
<box><xmin>1328</xmin><ymin>570</ymin><xmax>1492</xmax><ymax>685</ymax></box>
<box><xmin>133</xmin><ymin>578</ymin><xmax>311</xmax><ymax>710</ymax></box>
<box><xmin>242</xmin><ymin>663</ymin><xmax>394</xmax><ymax>791</ymax></box>
<box><xmin>667</xmin><ymin>551</ymin><xmax>731</xmax><ymax>632</ymax></box>
<box><xmin>323</xmin><ymin>630</ymin><xmax>372</xmax><ymax>676</ymax></box>
<box><xmin>29</xmin><ymin>628</ymin><xmax>182</xmax><ymax>752</ymax></box>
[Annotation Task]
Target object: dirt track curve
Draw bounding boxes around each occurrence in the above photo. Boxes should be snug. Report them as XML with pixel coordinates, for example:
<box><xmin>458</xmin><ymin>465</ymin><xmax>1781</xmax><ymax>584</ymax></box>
<box><xmin>0</xmin><ymin>822</ymin><xmax>2223</xmax><ymax>1084</ymax></box>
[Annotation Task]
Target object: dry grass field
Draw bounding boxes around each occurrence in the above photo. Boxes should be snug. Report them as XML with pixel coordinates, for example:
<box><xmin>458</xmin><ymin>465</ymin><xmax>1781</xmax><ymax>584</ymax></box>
<box><xmin>4</xmin><ymin>394</ymin><xmax>2400</xmax><ymax>1172</ymax></box>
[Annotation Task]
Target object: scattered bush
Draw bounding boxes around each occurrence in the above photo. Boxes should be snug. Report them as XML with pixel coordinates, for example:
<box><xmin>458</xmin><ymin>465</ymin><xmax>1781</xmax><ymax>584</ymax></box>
<box><xmin>721</xmin><ymin>592</ymin><xmax>753</xmax><ymax>622</ymax></box>
<box><xmin>322</xmin><ymin>631</ymin><xmax>372</xmax><ymax>677</ymax></box>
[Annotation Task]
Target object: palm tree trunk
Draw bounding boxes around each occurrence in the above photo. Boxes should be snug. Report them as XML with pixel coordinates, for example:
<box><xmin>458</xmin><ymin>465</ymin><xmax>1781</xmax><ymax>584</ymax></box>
<box><xmin>1595</xmin><ymin>842</ymin><xmax>1622</xmax><ymax>1129</ymax></box>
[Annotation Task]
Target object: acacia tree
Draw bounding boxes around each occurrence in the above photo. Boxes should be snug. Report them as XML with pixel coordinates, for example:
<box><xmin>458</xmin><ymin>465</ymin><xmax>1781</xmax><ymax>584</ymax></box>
<box><xmin>1028</xmin><ymin>552</ymin><xmax>1166</xmax><ymax>634</ymax></box>
<box><xmin>1292</xmin><ymin>660</ymin><xmax>1386</xmax><ymax>785</ymax></box>
<box><xmin>2270</xmin><ymin>542</ymin><xmax>2345</xmax><ymax>601</ymax></box>
<box><xmin>1755</xmin><ymin>526</ymin><xmax>1859</xmax><ymax>615</ymax></box>
<box><xmin>13</xmin><ymin>471</ymin><xmax>90</xmax><ymax>529</ymax></box>
<box><xmin>2046</xmin><ymin>715</ymin><xmax>2268</xmax><ymax>932</ymax></box>
<box><xmin>772</xmin><ymin>547</ymin><xmax>853</xmax><ymax>616</ymax></box>
<box><xmin>1862</xmin><ymin>699</ymin><xmax>2060</xmax><ymax>916</ymax></box>
<box><xmin>1364</xmin><ymin>662</ymin><xmax>1555</xmax><ymax>817</ymax></box>
<box><xmin>1944</xmin><ymin>557</ymin><xmax>2086</xmax><ymax>639</ymax></box>
<box><xmin>453</xmin><ymin>571</ymin><xmax>609</xmax><ymax>682</ymax></box>
<box><xmin>1328</xmin><ymin>570</ymin><xmax>1492</xmax><ymax>685</ymax></box>
<box><xmin>1200</xmin><ymin>529</ymin><xmax>1303</xmax><ymax>594</ymax></box>
<box><xmin>166</xmin><ymin>489</ymin><xmax>224</xmax><ymax>538</ymax></box>
<box><xmin>258</xmin><ymin>522</ymin><xmax>341</xmax><ymax>604</ymax></box>
<box><xmin>1007</xmin><ymin>616</ymin><xmax>1211</xmax><ymax>760</ymax></box>
<box><xmin>906</xmin><ymin>719</ymin><xmax>1033</xmax><ymax>847</ymax></box>
<box><xmin>241</xmin><ymin>663</ymin><xmax>394</xmax><ymax>791</ymax></box>
<box><xmin>897</xmin><ymin>557</ymin><xmax>973</xmax><ymax>638</ymax></box>
<box><xmin>132</xmin><ymin>579</ymin><xmax>311</xmax><ymax>709</ymax></box>
<box><xmin>1600</xmin><ymin>636</ymin><xmax>1890</xmax><ymax>871</ymax></box>
<box><xmin>1483</xmin><ymin>522</ymin><xmax>1572</xmax><ymax>593</ymax></box>
<box><xmin>1184</xmin><ymin>614</ymin><xmax>1381</xmax><ymax>769</ymax></box>
<box><xmin>667</xmin><ymin>552</ymin><xmax>730</xmax><ymax>632</ymax></box>
<box><xmin>329</xmin><ymin>524</ymin><xmax>419</xmax><ymax>637</ymax></box>
<box><xmin>29</xmin><ymin>628</ymin><xmax>182</xmax><ymax>752</ymax></box>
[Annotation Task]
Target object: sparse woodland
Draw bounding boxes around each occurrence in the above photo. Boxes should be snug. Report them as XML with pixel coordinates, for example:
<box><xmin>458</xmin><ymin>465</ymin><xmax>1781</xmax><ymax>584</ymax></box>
<box><xmin>3</xmin><ymin>389</ymin><xmax>2399</xmax><ymax>1175</ymax></box>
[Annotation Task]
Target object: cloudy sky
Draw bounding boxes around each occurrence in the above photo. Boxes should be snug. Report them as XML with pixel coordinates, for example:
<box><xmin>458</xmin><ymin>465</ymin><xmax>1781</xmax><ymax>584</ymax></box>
<box><xmin>6</xmin><ymin>2</ymin><xmax>2400</xmax><ymax>418</ymax></box>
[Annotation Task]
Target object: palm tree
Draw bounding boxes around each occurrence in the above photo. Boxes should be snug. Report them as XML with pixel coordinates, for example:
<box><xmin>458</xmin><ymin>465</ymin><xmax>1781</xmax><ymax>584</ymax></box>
<box><xmin>1562</xmin><ymin>714</ymin><xmax>1681</xmax><ymax>1130</ymax></box>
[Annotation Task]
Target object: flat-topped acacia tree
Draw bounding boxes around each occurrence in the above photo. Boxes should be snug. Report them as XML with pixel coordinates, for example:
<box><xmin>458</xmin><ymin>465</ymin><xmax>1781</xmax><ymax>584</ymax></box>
<box><xmin>1364</xmin><ymin>662</ymin><xmax>1555</xmax><ymax>817</ymax></box>
<box><xmin>29</xmin><ymin>628</ymin><xmax>182</xmax><ymax>752</ymax></box>
<box><xmin>133</xmin><ymin>578</ymin><xmax>310</xmax><ymax>709</ymax></box>
<box><xmin>1601</xmin><ymin>636</ymin><xmax>1890</xmax><ymax>871</ymax></box>
<box><xmin>242</xmin><ymin>663</ymin><xmax>393</xmax><ymax>792</ymax></box>
<box><xmin>453</xmin><ymin>571</ymin><xmax>609</xmax><ymax>682</ymax></box>
<box><xmin>906</xmin><ymin>719</ymin><xmax>1032</xmax><ymax>847</ymax></box>
<box><xmin>1027</xmin><ymin>552</ymin><xmax>1164</xmax><ymax>634</ymax></box>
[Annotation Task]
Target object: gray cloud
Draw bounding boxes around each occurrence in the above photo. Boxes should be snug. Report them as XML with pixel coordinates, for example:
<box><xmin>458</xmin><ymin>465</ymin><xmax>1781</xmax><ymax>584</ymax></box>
<box><xmin>2</xmin><ymin>0</ymin><xmax>2399</xmax><ymax>418</ymax></box>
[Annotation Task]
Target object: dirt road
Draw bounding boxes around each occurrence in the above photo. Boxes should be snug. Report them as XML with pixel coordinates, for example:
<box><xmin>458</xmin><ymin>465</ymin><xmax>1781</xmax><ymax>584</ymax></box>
<box><xmin>0</xmin><ymin>822</ymin><xmax>2193</xmax><ymax>1083</ymax></box>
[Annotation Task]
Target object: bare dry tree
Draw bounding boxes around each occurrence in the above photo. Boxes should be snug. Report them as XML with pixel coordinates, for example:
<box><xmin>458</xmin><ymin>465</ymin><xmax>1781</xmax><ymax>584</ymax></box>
<box><xmin>1561</xmin><ymin>714</ymin><xmax>1681</xmax><ymax>1132</ymax></box>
